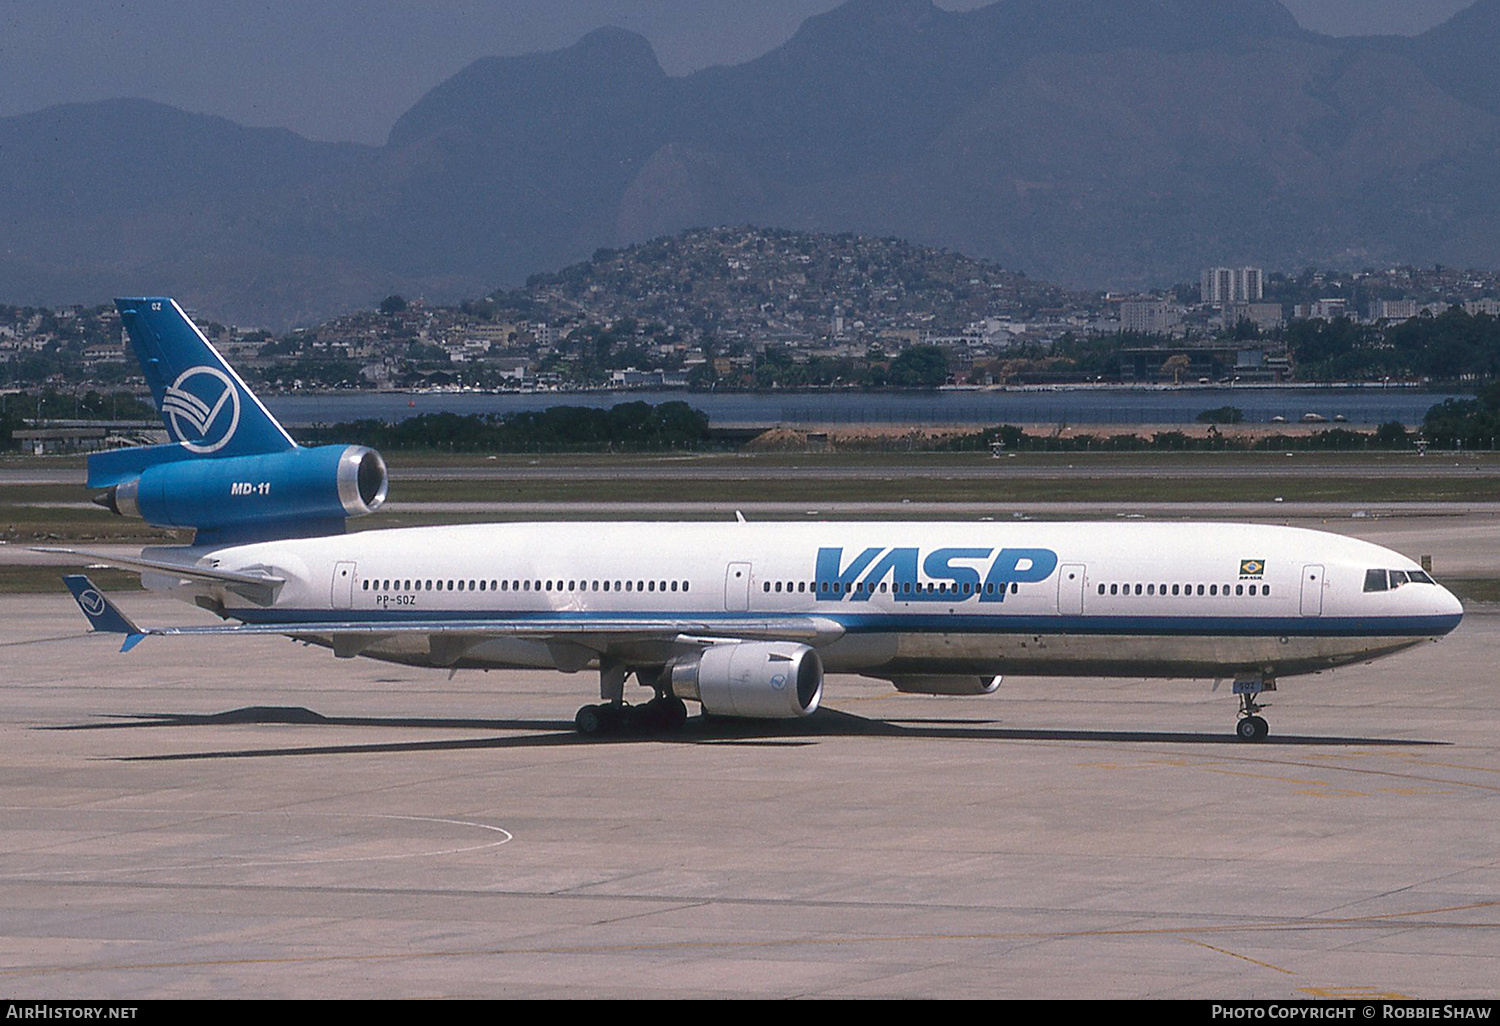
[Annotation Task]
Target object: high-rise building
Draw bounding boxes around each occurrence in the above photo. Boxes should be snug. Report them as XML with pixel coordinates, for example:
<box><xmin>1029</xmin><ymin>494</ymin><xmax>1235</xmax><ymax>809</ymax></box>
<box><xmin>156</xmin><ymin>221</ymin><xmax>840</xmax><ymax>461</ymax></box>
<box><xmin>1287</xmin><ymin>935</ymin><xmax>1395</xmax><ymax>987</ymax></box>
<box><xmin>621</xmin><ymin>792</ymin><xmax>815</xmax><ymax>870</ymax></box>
<box><xmin>1240</xmin><ymin>267</ymin><xmax>1263</xmax><ymax>302</ymax></box>
<box><xmin>1201</xmin><ymin>267</ymin><xmax>1264</xmax><ymax>305</ymax></box>
<box><xmin>1202</xmin><ymin>268</ymin><xmax>1233</xmax><ymax>306</ymax></box>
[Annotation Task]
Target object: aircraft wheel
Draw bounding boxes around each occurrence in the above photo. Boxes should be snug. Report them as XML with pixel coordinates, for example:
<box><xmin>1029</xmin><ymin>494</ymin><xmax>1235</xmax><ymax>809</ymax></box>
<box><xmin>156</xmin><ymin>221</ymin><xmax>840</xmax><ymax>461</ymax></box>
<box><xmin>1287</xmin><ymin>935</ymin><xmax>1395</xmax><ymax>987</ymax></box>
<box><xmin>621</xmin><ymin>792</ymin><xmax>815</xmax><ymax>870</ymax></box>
<box><xmin>575</xmin><ymin>704</ymin><xmax>603</xmax><ymax>735</ymax></box>
<box><xmin>654</xmin><ymin>696</ymin><xmax>687</xmax><ymax>731</ymax></box>
<box><xmin>576</xmin><ymin>704</ymin><xmax>618</xmax><ymax>736</ymax></box>
<box><xmin>633</xmin><ymin>697</ymin><xmax>687</xmax><ymax>732</ymax></box>
<box><xmin>1236</xmin><ymin>715</ymin><xmax>1269</xmax><ymax>742</ymax></box>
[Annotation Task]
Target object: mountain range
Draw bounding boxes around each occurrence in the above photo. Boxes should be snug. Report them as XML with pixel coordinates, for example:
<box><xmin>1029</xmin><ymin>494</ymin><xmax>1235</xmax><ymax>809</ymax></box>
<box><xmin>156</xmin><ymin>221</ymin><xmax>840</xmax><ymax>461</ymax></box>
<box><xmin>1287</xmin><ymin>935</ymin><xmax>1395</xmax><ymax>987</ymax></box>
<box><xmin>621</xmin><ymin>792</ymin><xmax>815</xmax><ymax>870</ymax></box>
<box><xmin>5</xmin><ymin>0</ymin><xmax>1500</xmax><ymax>329</ymax></box>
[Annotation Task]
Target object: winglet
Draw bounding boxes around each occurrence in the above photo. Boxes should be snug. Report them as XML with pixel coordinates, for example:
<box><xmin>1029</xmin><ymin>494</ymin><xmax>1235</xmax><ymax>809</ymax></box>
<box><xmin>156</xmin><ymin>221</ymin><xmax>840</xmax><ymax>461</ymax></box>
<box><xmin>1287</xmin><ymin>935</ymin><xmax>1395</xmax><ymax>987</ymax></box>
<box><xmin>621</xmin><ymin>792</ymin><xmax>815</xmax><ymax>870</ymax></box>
<box><xmin>62</xmin><ymin>575</ymin><xmax>147</xmax><ymax>652</ymax></box>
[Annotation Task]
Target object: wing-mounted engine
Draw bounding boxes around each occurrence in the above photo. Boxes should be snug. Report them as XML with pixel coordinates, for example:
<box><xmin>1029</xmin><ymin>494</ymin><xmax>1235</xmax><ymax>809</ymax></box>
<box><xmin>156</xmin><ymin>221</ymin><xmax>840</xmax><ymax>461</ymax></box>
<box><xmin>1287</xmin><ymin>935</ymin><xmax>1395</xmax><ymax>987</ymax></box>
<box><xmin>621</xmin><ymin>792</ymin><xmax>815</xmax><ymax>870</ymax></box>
<box><xmin>667</xmin><ymin>641</ymin><xmax>823</xmax><ymax>719</ymax></box>
<box><xmin>93</xmin><ymin>444</ymin><xmax>388</xmax><ymax>543</ymax></box>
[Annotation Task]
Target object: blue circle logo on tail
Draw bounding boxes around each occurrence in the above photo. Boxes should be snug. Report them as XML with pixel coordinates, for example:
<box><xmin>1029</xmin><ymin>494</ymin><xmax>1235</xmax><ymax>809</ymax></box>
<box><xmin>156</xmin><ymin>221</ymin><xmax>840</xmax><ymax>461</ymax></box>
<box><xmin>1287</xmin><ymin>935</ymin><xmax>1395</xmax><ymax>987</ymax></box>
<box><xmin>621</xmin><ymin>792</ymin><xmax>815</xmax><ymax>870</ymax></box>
<box><xmin>163</xmin><ymin>366</ymin><xmax>241</xmax><ymax>453</ymax></box>
<box><xmin>78</xmin><ymin>589</ymin><xmax>107</xmax><ymax>618</ymax></box>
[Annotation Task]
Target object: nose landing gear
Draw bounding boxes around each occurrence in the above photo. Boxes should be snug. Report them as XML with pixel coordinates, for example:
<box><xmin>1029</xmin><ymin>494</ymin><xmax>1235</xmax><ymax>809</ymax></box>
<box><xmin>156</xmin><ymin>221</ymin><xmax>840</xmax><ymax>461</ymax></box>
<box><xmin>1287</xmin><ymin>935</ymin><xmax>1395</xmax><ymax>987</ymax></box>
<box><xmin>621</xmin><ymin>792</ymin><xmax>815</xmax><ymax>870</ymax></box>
<box><xmin>1232</xmin><ymin>676</ymin><xmax>1276</xmax><ymax>741</ymax></box>
<box><xmin>1236</xmin><ymin>711</ymin><xmax>1269</xmax><ymax>741</ymax></box>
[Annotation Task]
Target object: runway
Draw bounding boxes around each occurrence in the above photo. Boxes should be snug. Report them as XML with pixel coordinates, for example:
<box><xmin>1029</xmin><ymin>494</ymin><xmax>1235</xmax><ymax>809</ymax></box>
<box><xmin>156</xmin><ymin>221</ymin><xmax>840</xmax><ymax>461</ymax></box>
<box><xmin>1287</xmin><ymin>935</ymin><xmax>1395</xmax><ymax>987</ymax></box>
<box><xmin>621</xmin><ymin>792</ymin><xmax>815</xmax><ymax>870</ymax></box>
<box><xmin>5</xmin><ymin>451</ymin><xmax>1500</xmax><ymax>489</ymax></box>
<box><xmin>2</xmin><ymin>581</ymin><xmax>1498</xmax><ymax>998</ymax></box>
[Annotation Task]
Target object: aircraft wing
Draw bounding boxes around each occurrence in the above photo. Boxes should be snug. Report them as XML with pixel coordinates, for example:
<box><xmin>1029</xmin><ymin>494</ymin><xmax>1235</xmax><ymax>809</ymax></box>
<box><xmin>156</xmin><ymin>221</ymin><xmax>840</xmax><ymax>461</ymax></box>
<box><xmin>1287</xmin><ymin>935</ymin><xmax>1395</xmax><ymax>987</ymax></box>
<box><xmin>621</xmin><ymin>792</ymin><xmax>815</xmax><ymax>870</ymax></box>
<box><xmin>60</xmin><ymin>575</ymin><xmax>844</xmax><ymax>657</ymax></box>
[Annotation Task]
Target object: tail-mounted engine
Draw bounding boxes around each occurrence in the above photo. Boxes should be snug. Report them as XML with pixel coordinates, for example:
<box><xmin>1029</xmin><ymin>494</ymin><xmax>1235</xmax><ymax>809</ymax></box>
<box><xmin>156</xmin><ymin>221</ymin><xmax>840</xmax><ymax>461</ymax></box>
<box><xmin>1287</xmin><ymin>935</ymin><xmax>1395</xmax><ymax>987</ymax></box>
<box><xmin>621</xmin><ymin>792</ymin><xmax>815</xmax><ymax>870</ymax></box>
<box><xmin>95</xmin><ymin>444</ymin><xmax>387</xmax><ymax>542</ymax></box>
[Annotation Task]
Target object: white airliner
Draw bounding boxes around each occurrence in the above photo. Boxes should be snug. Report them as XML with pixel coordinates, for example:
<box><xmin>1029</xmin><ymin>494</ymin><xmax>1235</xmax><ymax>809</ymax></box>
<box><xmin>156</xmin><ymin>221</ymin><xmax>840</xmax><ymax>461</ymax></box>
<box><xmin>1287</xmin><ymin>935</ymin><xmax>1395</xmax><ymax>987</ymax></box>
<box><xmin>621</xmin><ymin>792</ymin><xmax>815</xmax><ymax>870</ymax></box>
<box><xmin>50</xmin><ymin>299</ymin><xmax>1464</xmax><ymax>741</ymax></box>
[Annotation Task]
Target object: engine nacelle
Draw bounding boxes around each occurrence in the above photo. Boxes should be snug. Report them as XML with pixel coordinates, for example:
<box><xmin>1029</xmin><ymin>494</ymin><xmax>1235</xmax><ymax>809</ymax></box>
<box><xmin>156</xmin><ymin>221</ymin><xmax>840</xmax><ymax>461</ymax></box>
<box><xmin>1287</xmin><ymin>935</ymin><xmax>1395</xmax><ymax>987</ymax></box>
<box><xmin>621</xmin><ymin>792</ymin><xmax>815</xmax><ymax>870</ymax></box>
<box><xmin>99</xmin><ymin>444</ymin><xmax>387</xmax><ymax>538</ymax></box>
<box><xmin>668</xmin><ymin>641</ymin><xmax>823</xmax><ymax>719</ymax></box>
<box><xmin>888</xmin><ymin>675</ymin><xmax>1002</xmax><ymax>696</ymax></box>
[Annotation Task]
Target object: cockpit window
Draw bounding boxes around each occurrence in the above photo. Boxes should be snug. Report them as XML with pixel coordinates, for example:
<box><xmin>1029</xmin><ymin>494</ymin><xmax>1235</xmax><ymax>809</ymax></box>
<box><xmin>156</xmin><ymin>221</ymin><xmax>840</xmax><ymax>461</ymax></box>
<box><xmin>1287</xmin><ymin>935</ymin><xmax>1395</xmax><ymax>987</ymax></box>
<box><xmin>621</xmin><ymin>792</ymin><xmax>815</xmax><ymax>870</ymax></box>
<box><xmin>1365</xmin><ymin>568</ymin><xmax>1435</xmax><ymax>592</ymax></box>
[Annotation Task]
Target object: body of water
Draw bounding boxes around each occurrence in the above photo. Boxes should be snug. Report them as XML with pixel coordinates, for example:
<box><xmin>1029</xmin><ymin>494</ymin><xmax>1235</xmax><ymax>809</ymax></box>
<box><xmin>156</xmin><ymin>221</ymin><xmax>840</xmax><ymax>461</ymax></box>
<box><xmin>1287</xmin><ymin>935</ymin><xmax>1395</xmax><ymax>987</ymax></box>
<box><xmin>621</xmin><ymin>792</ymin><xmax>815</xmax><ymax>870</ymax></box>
<box><xmin>264</xmin><ymin>386</ymin><xmax>1470</xmax><ymax>429</ymax></box>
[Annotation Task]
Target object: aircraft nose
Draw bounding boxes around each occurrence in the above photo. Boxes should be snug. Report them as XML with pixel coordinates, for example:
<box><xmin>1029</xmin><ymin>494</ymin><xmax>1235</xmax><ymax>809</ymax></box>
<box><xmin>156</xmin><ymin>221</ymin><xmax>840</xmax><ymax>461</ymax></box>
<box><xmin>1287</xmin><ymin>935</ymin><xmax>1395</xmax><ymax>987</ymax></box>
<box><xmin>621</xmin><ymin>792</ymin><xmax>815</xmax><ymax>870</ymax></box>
<box><xmin>1436</xmin><ymin>584</ymin><xmax>1464</xmax><ymax>631</ymax></box>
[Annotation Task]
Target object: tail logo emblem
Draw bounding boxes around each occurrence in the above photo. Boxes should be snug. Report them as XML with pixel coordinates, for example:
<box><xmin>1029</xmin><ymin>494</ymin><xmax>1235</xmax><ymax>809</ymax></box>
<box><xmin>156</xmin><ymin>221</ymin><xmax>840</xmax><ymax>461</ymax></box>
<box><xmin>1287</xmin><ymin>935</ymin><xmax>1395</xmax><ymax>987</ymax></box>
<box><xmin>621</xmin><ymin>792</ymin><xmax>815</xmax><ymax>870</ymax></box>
<box><xmin>78</xmin><ymin>589</ymin><xmax>107</xmax><ymax>618</ymax></box>
<box><xmin>163</xmin><ymin>366</ymin><xmax>241</xmax><ymax>453</ymax></box>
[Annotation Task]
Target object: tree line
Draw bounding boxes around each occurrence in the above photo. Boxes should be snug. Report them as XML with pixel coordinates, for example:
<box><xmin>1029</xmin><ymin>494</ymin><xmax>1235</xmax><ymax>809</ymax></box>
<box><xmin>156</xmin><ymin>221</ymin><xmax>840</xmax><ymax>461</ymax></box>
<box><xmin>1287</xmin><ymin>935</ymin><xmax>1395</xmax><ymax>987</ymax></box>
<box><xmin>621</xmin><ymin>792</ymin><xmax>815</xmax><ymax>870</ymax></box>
<box><xmin>303</xmin><ymin>401</ymin><xmax>714</xmax><ymax>453</ymax></box>
<box><xmin>1288</xmin><ymin>307</ymin><xmax>1500</xmax><ymax>381</ymax></box>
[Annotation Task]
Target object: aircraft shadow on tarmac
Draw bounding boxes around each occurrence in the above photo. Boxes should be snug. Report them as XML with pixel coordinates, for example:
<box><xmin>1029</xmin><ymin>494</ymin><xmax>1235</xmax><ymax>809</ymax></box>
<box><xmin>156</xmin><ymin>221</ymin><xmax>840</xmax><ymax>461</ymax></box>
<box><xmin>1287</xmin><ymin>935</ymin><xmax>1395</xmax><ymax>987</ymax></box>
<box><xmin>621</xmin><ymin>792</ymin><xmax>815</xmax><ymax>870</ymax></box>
<box><xmin>41</xmin><ymin>706</ymin><xmax>1447</xmax><ymax>761</ymax></box>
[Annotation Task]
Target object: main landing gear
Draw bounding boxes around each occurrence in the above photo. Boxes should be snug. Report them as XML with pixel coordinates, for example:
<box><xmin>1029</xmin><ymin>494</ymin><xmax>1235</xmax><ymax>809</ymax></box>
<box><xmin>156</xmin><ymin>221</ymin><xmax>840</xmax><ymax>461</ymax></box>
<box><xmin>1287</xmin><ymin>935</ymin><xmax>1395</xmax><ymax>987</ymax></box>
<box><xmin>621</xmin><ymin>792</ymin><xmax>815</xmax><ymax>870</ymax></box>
<box><xmin>574</xmin><ymin>695</ymin><xmax>688</xmax><ymax>736</ymax></box>
<box><xmin>575</xmin><ymin>659</ymin><xmax>689</xmax><ymax>736</ymax></box>
<box><xmin>1232</xmin><ymin>676</ymin><xmax>1276</xmax><ymax>742</ymax></box>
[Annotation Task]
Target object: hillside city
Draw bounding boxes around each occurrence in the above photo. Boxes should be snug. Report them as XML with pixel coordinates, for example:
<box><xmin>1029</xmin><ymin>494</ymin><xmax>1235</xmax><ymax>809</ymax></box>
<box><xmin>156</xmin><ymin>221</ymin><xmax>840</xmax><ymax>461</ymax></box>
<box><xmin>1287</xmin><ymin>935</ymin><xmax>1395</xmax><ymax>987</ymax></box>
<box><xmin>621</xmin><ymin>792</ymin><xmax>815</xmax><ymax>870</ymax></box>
<box><xmin>6</xmin><ymin>227</ymin><xmax>1500</xmax><ymax>399</ymax></box>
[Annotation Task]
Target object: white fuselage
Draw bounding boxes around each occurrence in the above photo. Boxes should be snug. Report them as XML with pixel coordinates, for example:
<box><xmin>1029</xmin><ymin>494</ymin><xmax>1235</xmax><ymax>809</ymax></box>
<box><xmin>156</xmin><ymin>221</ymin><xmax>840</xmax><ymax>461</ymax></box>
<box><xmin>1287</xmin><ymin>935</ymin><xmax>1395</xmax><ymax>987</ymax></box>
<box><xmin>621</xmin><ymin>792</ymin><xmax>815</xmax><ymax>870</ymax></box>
<box><xmin>144</xmin><ymin>520</ymin><xmax>1463</xmax><ymax>682</ymax></box>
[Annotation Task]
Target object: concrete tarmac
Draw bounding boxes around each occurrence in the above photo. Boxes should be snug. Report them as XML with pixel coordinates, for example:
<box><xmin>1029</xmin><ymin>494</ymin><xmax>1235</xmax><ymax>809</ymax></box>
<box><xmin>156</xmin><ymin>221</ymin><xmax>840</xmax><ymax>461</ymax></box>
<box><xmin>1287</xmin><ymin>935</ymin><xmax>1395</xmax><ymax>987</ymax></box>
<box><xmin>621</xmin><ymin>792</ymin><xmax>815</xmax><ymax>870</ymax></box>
<box><xmin>2</xmin><ymin>581</ymin><xmax>1498</xmax><ymax>999</ymax></box>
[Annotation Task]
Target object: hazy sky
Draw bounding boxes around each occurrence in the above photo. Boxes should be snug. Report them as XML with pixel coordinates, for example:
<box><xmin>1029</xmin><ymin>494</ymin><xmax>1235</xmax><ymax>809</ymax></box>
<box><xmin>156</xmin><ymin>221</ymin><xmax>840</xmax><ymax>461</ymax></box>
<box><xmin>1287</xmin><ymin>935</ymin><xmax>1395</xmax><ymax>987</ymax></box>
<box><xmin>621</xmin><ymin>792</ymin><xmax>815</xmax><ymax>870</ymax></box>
<box><xmin>0</xmin><ymin>1</ymin><xmax>1478</xmax><ymax>145</ymax></box>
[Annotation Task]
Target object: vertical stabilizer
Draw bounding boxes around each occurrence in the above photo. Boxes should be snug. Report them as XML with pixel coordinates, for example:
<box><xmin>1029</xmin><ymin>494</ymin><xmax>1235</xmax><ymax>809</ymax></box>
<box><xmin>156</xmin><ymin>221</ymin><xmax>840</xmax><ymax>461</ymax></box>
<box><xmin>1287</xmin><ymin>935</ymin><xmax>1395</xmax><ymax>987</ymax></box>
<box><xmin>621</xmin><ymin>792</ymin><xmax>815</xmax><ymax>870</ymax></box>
<box><xmin>115</xmin><ymin>297</ymin><xmax>296</xmax><ymax>458</ymax></box>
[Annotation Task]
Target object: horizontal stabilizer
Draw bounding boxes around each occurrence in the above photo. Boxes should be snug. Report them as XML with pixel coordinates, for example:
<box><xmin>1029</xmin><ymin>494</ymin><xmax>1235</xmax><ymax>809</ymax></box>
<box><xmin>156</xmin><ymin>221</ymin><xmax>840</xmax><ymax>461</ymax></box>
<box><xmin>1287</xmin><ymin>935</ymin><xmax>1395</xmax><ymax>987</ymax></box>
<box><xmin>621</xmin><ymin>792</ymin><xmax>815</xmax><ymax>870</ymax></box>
<box><xmin>35</xmin><ymin>547</ymin><xmax>284</xmax><ymax>605</ymax></box>
<box><xmin>87</xmin><ymin>442</ymin><xmax>206</xmax><ymax>489</ymax></box>
<box><xmin>62</xmin><ymin>575</ymin><xmax>146</xmax><ymax>652</ymax></box>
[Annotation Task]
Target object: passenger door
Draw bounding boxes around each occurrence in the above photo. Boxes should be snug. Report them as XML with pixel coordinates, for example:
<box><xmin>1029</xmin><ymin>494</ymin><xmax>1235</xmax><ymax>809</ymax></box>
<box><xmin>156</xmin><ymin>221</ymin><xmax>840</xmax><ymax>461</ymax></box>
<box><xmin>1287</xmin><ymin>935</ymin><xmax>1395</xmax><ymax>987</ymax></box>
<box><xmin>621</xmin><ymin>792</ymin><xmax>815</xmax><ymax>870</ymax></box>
<box><xmin>332</xmin><ymin>561</ymin><xmax>357</xmax><ymax>609</ymax></box>
<box><xmin>1057</xmin><ymin>563</ymin><xmax>1086</xmax><ymax>616</ymax></box>
<box><xmin>725</xmin><ymin>562</ymin><xmax>752</xmax><ymax>612</ymax></box>
<box><xmin>1299</xmin><ymin>564</ymin><xmax>1324</xmax><ymax>616</ymax></box>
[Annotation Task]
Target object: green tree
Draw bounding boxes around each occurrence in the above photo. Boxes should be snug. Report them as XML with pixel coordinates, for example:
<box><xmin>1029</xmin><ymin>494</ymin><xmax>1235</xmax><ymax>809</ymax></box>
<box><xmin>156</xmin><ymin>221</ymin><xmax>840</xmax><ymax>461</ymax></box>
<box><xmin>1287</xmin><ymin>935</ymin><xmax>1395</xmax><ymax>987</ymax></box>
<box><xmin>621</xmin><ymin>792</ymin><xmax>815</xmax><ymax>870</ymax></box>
<box><xmin>1423</xmin><ymin>384</ymin><xmax>1500</xmax><ymax>447</ymax></box>
<box><xmin>1373</xmin><ymin>421</ymin><xmax>1409</xmax><ymax>448</ymax></box>
<box><xmin>888</xmin><ymin>345</ymin><xmax>948</xmax><ymax>388</ymax></box>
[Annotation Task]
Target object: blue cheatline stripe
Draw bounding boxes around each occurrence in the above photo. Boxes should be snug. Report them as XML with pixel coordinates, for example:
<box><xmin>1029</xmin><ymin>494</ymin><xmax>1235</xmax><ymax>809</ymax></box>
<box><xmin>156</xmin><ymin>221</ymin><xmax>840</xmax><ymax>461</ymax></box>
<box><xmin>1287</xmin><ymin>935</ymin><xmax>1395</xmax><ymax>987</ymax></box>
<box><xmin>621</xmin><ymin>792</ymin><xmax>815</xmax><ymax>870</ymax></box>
<box><xmin>227</xmin><ymin>606</ymin><xmax>1462</xmax><ymax>638</ymax></box>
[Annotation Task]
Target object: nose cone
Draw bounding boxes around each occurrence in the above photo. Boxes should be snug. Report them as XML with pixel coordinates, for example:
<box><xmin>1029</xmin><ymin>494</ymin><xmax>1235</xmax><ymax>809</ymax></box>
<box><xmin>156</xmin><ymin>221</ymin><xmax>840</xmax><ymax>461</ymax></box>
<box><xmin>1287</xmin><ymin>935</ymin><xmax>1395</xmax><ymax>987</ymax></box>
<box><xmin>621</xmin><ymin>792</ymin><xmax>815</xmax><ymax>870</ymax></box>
<box><xmin>1435</xmin><ymin>584</ymin><xmax>1464</xmax><ymax>634</ymax></box>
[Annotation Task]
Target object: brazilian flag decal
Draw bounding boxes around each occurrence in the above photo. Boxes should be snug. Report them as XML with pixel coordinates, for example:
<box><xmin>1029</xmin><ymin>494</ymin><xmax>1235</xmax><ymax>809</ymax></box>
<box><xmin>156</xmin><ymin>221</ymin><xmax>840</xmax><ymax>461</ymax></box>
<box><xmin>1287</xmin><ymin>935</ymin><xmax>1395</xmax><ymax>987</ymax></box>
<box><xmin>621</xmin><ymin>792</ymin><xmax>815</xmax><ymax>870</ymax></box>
<box><xmin>1239</xmin><ymin>559</ymin><xmax>1265</xmax><ymax>578</ymax></box>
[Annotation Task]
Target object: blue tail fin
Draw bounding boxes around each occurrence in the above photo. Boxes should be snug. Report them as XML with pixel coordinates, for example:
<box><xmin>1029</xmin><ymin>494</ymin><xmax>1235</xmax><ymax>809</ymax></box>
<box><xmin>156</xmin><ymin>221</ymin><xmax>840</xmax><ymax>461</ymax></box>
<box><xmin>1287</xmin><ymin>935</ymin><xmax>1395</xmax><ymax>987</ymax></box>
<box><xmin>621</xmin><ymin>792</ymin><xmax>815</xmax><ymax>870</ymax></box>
<box><xmin>115</xmin><ymin>297</ymin><xmax>296</xmax><ymax>459</ymax></box>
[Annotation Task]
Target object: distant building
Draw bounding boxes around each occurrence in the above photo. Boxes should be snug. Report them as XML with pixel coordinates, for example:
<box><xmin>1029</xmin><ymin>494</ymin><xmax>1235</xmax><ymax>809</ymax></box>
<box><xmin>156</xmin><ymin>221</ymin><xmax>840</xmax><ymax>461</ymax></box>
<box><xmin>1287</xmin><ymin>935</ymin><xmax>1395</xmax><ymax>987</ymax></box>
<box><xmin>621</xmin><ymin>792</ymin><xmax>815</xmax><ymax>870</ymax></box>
<box><xmin>611</xmin><ymin>367</ymin><xmax>687</xmax><ymax>388</ymax></box>
<box><xmin>1201</xmin><ymin>266</ymin><xmax>1264</xmax><ymax>305</ymax></box>
<box><xmin>467</xmin><ymin>322</ymin><xmax>518</xmax><ymax>346</ymax></box>
<box><xmin>1464</xmin><ymin>298</ymin><xmax>1500</xmax><ymax>317</ymax></box>
<box><xmin>1121</xmin><ymin>299</ymin><xmax>1179</xmax><ymax>334</ymax></box>
<box><xmin>13</xmin><ymin>424</ymin><xmax>165</xmax><ymax>455</ymax></box>
<box><xmin>1119</xmin><ymin>343</ymin><xmax>1289</xmax><ymax>384</ymax></box>
<box><xmin>1223</xmin><ymin>302</ymin><xmax>1283</xmax><ymax>331</ymax></box>
<box><xmin>1295</xmin><ymin>299</ymin><xmax>1347</xmax><ymax>321</ymax></box>
<box><xmin>1370</xmin><ymin>299</ymin><xmax>1418</xmax><ymax>322</ymax></box>
<box><xmin>492</xmin><ymin>357</ymin><xmax>531</xmax><ymax>383</ymax></box>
